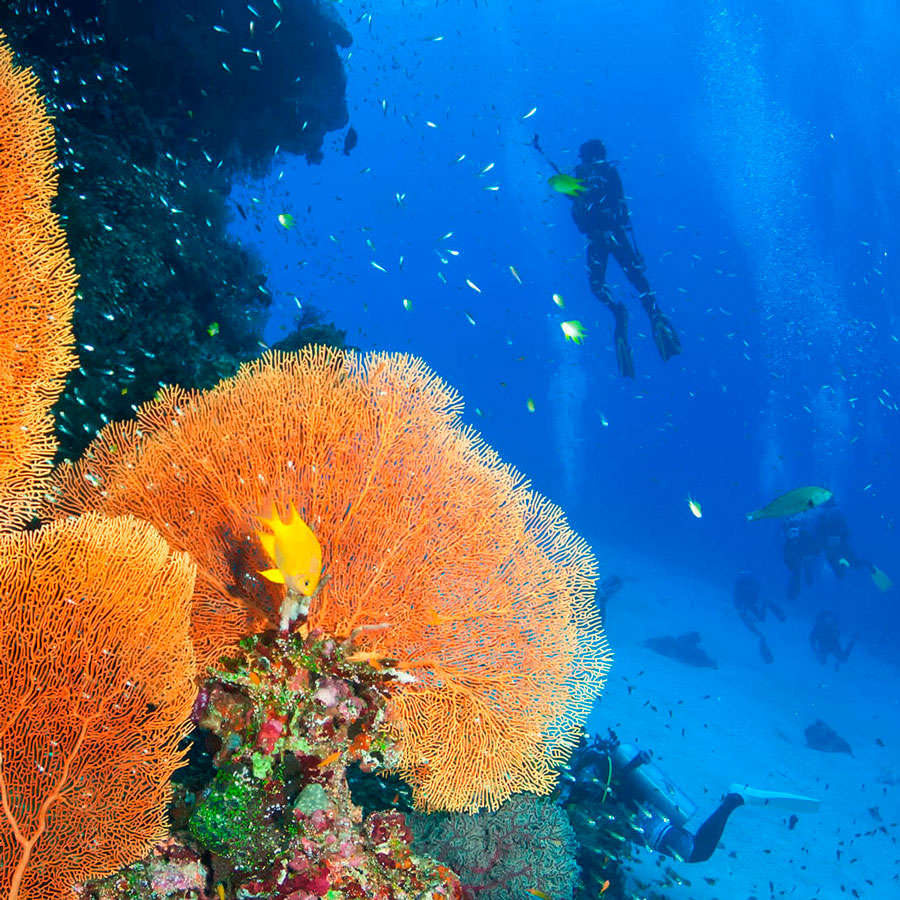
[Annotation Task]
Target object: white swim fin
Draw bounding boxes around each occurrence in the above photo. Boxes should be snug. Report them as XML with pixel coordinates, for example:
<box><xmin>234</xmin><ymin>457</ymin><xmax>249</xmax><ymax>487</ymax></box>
<box><xmin>871</xmin><ymin>564</ymin><xmax>893</xmax><ymax>592</ymax></box>
<box><xmin>728</xmin><ymin>784</ymin><xmax>821</xmax><ymax>813</ymax></box>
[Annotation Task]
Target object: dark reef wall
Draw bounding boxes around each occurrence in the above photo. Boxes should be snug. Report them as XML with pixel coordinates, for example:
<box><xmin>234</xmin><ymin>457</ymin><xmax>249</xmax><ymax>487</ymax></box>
<box><xmin>0</xmin><ymin>0</ymin><xmax>351</xmax><ymax>460</ymax></box>
<box><xmin>96</xmin><ymin>0</ymin><xmax>352</xmax><ymax>172</ymax></box>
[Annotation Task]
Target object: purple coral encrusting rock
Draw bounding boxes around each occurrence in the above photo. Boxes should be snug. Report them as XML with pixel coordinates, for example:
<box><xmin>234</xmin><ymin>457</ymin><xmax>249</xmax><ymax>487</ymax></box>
<box><xmin>76</xmin><ymin>838</ymin><xmax>212</xmax><ymax>900</ymax></box>
<box><xmin>80</xmin><ymin>627</ymin><xmax>463</xmax><ymax>900</ymax></box>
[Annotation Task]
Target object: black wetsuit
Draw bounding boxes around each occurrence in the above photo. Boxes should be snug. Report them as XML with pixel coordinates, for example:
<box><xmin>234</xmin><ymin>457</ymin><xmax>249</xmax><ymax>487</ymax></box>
<box><xmin>650</xmin><ymin>792</ymin><xmax>745</xmax><ymax>863</ymax></box>
<box><xmin>560</xmin><ymin>736</ymin><xmax>743</xmax><ymax>868</ymax></box>
<box><xmin>782</xmin><ymin>516</ymin><xmax>820</xmax><ymax>598</ymax></box>
<box><xmin>570</xmin><ymin>157</ymin><xmax>680</xmax><ymax>376</ymax></box>
<box><xmin>572</xmin><ymin>160</ymin><xmax>652</xmax><ymax>309</ymax></box>
<box><xmin>815</xmin><ymin>507</ymin><xmax>871</xmax><ymax>578</ymax></box>
<box><xmin>809</xmin><ymin>610</ymin><xmax>856</xmax><ymax>669</ymax></box>
<box><xmin>733</xmin><ymin>573</ymin><xmax>785</xmax><ymax>664</ymax></box>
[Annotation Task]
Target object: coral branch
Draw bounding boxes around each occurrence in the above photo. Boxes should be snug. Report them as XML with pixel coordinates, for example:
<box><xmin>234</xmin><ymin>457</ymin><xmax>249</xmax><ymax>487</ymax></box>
<box><xmin>47</xmin><ymin>347</ymin><xmax>613</xmax><ymax>811</ymax></box>
<box><xmin>0</xmin><ymin>514</ymin><xmax>197</xmax><ymax>899</ymax></box>
<box><xmin>0</xmin><ymin>32</ymin><xmax>76</xmax><ymax>529</ymax></box>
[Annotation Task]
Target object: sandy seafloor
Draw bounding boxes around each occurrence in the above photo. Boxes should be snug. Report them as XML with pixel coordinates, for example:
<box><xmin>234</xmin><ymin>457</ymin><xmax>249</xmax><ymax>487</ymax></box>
<box><xmin>584</xmin><ymin>547</ymin><xmax>898</xmax><ymax>900</ymax></box>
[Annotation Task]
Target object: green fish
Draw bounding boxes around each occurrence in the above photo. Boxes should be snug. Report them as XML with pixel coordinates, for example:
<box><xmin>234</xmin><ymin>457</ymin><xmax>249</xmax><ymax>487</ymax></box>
<box><xmin>746</xmin><ymin>486</ymin><xmax>833</xmax><ymax>521</ymax></box>
<box><xmin>561</xmin><ymin>320</ymin><xmax>586</xmax><ymax>345</ymax></box>
<box><xmin>548</xmin><ymin>173</ymin><xmax>585</xmax><ymax>196</ymax></box>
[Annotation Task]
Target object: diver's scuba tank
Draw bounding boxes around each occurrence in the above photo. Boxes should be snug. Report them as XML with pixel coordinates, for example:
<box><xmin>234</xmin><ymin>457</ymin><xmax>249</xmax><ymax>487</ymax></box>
<box><xmin>611</xmin><ymin>743</ymin><xmax>697</xmax><ymax>827</ymax></box>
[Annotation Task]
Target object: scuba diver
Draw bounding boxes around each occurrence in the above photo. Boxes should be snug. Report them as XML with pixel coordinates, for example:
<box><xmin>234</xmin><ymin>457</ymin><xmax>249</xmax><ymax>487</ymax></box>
<box><xmin>733</xmin><ymin>573</ymin><xmax>785</xmax><ymax>664</ymax></box>
<box><xmin>815</xmin><ymin>503</ymin><xmax>872</xmax><ymax>579</ymax></box>
<box><xmin>809</xmin><ymin>610</ymin><xmax>857</xmax><ymax>670</ymax></box>
<box><xmin>541</xmin><ymin>136</ymin><xmax>681</xmax><ymax>377</ymax></box>
<box><xmin>782</xmin><ymin>501</ymin><xmax>892</xmax><ymax>596</ymax></box>
<box><xmin>782</xmin><ymin>514</ymin><xmax>820</xmax><ymax>599</ymax></box>
<box><xmin>560</xmin><ymin>731</ymin><xmax>743</xmax><ymax>866</ymax></box>
<box><xmin>594</xmin><ymin>573</ymin><xmax>625</xmax><ymax>620</ymax></box>
<box><xmin>559</xmin><ymin>731</ymin><xmax>819</xmax><ymax>898</ymax></box>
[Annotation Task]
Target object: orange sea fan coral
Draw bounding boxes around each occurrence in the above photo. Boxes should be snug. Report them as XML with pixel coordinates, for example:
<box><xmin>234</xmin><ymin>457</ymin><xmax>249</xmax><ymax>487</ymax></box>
<box><xmin>0</xmin><ymin>513</ymin><xmax>197</xmax><ymax>900</ymax></box>
<box><xmin>0</xmin><ymin>34</ymin><xmax>77</xmax><ymax>530</ymax></box>
<box><xmin>47</xmin><ymin>346</ymin><xmax>612</xmax><ymax>811</ymax></box>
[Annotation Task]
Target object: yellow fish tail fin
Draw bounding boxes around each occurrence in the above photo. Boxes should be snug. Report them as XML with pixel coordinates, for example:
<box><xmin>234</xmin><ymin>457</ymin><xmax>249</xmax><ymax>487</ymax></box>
<box><xmin>259</xmin><ymin>567</ymin><xmax>286</xmax><ymax>584</ymax></box>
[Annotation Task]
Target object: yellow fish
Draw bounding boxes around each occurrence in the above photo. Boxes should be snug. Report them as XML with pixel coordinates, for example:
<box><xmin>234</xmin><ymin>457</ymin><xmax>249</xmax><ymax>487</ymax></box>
<box><xmin>561</xmin><ymin>320</ymin><xmax>586</xmax><ymax>345</ymax></box>
<box><xmin>548</xmin><ymin>173</ymin><xmax>585</xmax><ymax>196</ymax></box>
<box><xmin>687</xmin><ymin>495</ymin><xmax>702</xmax><ymax>518</ymax></box>
<box><xmin>257</xmin><ymin>502</ymin><xmax>323</xmax><ymax>596</ymax></box>
<box><xmin>277</xmin><ymin>213</ymin><xmax>295</xmax><ymax>229</ymax></box>
<box><xmin>746</xmin><ymin>486</ymin><xmax>833</xmax><ymax>521</ymax></box>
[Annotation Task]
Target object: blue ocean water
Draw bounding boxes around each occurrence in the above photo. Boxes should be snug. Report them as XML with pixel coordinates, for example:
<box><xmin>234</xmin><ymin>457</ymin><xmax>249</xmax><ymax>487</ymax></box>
<box><xmin>231</xmin><ymin>0</ymin><xmax>898</xmax><ymax>643</ymax></box>
<box><xmin>223</xmin><ymin>1</ymin><xmax>899</xmax><ymax>893</ymax></box>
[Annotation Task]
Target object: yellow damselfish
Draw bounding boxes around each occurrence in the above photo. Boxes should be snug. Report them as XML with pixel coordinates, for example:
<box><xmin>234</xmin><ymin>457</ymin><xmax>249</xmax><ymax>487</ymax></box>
<box><xmin>257</xmin><ymin>502</ymin><xmax>323</xmax><ymax>597</ymax></box>
<box><xmin>548</xmin><ymin>173</ymin><xmax>585</xmax><ymax>196</ymax></box>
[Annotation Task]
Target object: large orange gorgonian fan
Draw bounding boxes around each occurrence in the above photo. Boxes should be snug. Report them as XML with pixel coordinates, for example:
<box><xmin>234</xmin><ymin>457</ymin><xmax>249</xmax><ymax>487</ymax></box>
<box><xmin>0</xmin><ymin>513</ymin><xmax>197</xmax><ymax>900</ymax></box>
<box><xmin>0</xmin><ymin>34</ymin><xmax>77</xmax><ymax>530</ymax></box>
<box><xmin>47</xmin><ymin>346</ymin><xmax>612</xmax><ymax>811</ymax></box>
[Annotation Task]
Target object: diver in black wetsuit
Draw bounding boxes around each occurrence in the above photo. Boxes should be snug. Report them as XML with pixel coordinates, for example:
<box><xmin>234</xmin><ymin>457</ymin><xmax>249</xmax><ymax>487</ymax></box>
<box><xmin>809</xmin><ymin>610</ymin><xmax>857</xmax><ymax>670</ymax></box>
<box><xmin>815</xmin><ymin>503</ymin><xmax>871</xmax><ymax>579</ymax></box>
<box><xmin>782</xmin><ymin>514</ymin><xmax>820</xmax><ymax>599</ymax></box>
<box><xmin>561</xmin><ymin>732</ymin><xmax>818</xmax><ymax>899</ymax></box>
<box><xmin>733</xmin><ymin>573</ymin><xmax>786</xmax><ymax>664</ymax></box>
<box><xmin>593</xmin><ymin>574</ymin><xmax>624</xmax><ymax>620</ymax></box>
<box><xmin>559</xmin><ymin>732</ymin><xmax>744</xmax><ymax>875</ymax></box>
<box><xmin>570</xmin><ymin>139</ymin><xmax>681</xmax><ymax>378</ymax></box>
<box><xmin>782</xmin><ymin>501</ymin><xmax>889</xmax><ymax>595</ymax></box>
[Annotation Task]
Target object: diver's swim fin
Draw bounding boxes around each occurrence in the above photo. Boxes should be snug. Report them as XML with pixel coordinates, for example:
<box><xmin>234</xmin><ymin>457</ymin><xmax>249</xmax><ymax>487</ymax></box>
<box><xmin>728</xmin><ymin>784</ymin><xmax>821</xmax><ymax>813</ymax></box>
<box><xmin>650</xmin><ymin>312</ymin><xmax>682</xmax><ymax>361</ymax></box>
<box><xmin>871</xmin><ymin>564</ymin><xmax>893</xmax><ymax>592</ymax></box>
<box><xmin>616</xmin><ymin>332</ymin><xmax>635</xmax><ymax>378</ymax></box>
<box><xmin>613</xmin><ymin>304</ymin><xmax>635</xmax><ymax>378</ymax></box>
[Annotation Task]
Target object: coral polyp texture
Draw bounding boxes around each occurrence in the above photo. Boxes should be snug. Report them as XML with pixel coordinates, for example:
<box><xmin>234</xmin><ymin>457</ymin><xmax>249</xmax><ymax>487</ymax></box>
<box><xmin>0</xmin><ymin>513</ymin><xmax>197</xmax><ymax>900</ymax></box>
<box><xmin>0</xmin><ymin>32</ymin><xmax>76</xmax><ymax>529</ymax></box>
<box><xmin>160</xmin><ymin>628</ymin><xmax>462</xmax><ymax>900</ymax></box>
<box><xmin>48</xmin><ymin>346</ymin><xmax>613</xmax><ymax>811</ymax></box>
<box><xmin>409</xmin><ymin>793</ymin><xmax>580</xmax><ymax>900</ymax></box>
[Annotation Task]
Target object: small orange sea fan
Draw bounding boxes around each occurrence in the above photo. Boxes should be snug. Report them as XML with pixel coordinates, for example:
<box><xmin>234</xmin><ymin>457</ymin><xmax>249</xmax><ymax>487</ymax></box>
<box><xmin>47</xmin><ymin>346</ymin><xmax>612</xmax><ymax>811</ymax></box>
<box><xmin>0</xmin><ymin>33</ymin><xmax>77</xmax><ymax>530</ymax></box>
<box><xmin>0</xmin><ymin>513</ymin><xmax>197</xmax><ymax>900</ymax></box>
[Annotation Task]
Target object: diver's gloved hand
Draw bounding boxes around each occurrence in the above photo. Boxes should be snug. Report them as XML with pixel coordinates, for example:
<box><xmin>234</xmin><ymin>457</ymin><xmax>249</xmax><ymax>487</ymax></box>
<box><xmin>649</xmin><ymin>311</ymin><xmax>682</xmax><ymax>362</ymax></box>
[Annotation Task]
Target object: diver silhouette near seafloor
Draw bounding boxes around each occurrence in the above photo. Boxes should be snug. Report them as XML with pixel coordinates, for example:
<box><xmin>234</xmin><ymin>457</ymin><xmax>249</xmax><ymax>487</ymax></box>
<box><xmin>559</xmin><ymin>731</ymin><xmax>820</xmax><ymax>899</ymax></box>
<box><xmin>538</xmin><ymin>135</ymin><xmax>682</xmax><ymax>377</ymax></box>
<box><xmin>732</xmin><ymin>573</ymin><xmax>786</xmax><ymax>664</ymax></box>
